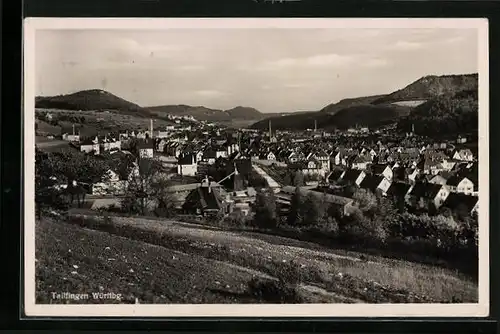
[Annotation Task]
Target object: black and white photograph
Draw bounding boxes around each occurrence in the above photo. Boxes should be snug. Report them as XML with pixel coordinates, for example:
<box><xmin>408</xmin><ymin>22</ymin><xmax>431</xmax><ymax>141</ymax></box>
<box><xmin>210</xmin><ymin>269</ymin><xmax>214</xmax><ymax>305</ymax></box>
<box><xmin>24</xmin><ymin>18</ymin><xmax>489</xmax><ymax>317</ymax></box>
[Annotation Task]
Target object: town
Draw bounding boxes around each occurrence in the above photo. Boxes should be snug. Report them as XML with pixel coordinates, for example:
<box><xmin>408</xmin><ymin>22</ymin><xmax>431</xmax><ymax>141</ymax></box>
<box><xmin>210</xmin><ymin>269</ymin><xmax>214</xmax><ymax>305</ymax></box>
<box><xmin>36</xmin><ymin>112</ymin><xmax>479</xmax><ymax>222</ymax></box>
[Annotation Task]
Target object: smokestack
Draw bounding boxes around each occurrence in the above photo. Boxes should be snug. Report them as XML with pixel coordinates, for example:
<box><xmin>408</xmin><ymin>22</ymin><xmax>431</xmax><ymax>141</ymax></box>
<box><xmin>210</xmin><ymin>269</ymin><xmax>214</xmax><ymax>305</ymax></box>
<box><xmin>72</xmin><ymin>124</ymin><xmax>75</xmax><ymax>135</ymax></box>
<box><xmin>150</xmin><ymin>119</ymin><xmax>154</xmax><ymax>139</ymax></box>
<box><xmin>268</xmin><ymin>120</ymin><xmax>272</xmax><ymax>141</ymax></box>
<box><xmin>314</xmin><ymin>120</ymin><xmax>317</xmax><ymax>132</ymax></box>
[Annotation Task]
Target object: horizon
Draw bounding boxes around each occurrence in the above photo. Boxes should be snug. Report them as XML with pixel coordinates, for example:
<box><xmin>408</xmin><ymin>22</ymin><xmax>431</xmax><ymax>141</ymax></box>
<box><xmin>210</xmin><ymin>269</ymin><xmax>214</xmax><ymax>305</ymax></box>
<box><xmin>35</xmin><ymin>28</ymin><xmax>478</xmax><ymax>114</ymax></box>
<box><xmin>35</xmin><ymin>71</ymin><xmax>479</xmax><ymax>114</ymax></box>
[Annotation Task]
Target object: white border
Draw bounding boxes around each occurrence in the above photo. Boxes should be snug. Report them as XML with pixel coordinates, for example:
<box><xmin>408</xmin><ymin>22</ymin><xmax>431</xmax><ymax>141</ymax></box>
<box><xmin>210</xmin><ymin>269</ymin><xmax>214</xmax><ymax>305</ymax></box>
<box><xmin>23</xmin><ymin>18</ymin><xmax>489</xmax><ymax>318</ymax></box>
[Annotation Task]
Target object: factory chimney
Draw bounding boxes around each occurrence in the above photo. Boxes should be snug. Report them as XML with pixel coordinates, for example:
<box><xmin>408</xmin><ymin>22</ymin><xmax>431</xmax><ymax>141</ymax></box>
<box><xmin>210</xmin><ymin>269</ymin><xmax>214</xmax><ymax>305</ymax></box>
<box><xmin>150</xmin><ymin>119</ymin><xmax>154</xmax><ymax>139</ymax></box>
<box><xmin>268</xmin><ymin>120</ymin><xmax>272</xmax><ymax>141</ymax></box>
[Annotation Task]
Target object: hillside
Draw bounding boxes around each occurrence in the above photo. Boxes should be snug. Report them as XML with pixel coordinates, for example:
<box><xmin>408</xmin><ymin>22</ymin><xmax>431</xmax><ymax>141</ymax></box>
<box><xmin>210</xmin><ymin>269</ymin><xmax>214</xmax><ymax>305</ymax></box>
<box><xmin>250</xmin><ymin>95</ymin><xmax>393</xmax><ymax>131</ymax></box>
<box><xmin>225</xmin><ymin>106</ymin><xmax>263</xmax><ymax>120</ymax></box>
<box><xmin>250</xmin><ymin>73</ymin><xmax>478</xmax><ymax>131</ymax></box>
<box><xmin>397</xmin><ymin>89</ymin><xmax>478</xmax><ymax>137</ymax></box>
<box><xmin>373</xmin><ymin>74</ymin><xmax>478</xmax><ymax>105</ymax></box>
<box><xmin>149</xmin><ymin>104</ymin><xmax>265</xmax><ymax>123</ymax></box>
<box><xmin>322</xmin><ymin>104</ymin><xmax>410</xmax><ymax>130</ymax></box>
<box><xmin>35</xmin><ymin>90</ymin><xmax>152</xmax><ymax>117</ymax></box>
<box><xmin>320</xmin><ymin>95</ymin><xmax>387</xmax><ymax>115</ymax></box>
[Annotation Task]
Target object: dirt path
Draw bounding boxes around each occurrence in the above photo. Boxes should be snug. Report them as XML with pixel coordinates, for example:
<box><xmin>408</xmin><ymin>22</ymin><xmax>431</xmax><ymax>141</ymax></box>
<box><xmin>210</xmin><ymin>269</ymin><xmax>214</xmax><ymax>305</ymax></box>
<box><xmin>67</xmin><ymin>214</ymin><xmax>478</xmax><ymax>303</ymax></box>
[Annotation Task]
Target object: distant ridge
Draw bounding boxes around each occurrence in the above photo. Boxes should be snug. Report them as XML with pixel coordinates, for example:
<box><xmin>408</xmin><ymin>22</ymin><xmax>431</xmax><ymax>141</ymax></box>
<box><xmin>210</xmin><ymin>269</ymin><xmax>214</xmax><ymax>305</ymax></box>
<box><xmin>148</xmin><ymin>104</ymin><xmax>265</xmax><ymax>123</ymax></box>
<box><xmin>372</xmin><ymin>73</ymin><xmax>478</xmax><ymax>105</ymax></box>
<box><xmin>35</xmin><ymin>89</ymin><xmax>152</xmax><ymax>117</ymax></box>
<box><xmin>250</xmin><ymin>73</ymin><xmax>478</xmax><ymax>131</ymax></box>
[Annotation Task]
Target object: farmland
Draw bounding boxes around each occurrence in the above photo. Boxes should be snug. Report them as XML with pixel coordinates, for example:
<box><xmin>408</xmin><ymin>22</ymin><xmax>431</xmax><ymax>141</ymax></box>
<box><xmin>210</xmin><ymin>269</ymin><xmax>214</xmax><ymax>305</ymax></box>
<box><xmin>35</xmin><ymin>213</ymin><xmax>478</xmax><ymax>304</ymax></box>
<box><xmin>35</xmin><ymin>108</ymin><xmax>176</xmax><ymax>138</ymax></box>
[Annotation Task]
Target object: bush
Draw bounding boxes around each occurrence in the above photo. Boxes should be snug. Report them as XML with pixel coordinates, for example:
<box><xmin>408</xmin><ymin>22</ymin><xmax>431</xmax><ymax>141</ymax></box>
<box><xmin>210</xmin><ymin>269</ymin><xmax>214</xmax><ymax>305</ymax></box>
<box><xmin>247</xmin><ymin>277</ymin><xmax>303</xmax><ymax>303</ymax></box>
<box><xmin>222</xmin><ymin>211</ymin><xmax>251</xmax><ymax>228</ymax></box>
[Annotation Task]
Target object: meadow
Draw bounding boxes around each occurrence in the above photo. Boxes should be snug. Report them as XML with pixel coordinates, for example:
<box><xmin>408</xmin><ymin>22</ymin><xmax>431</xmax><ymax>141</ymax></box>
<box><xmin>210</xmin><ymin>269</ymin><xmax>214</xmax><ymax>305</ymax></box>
<box><xmin>35</xmin><ymin>212</ymin><xmax>478</xmax><ymax>304</ymax></box>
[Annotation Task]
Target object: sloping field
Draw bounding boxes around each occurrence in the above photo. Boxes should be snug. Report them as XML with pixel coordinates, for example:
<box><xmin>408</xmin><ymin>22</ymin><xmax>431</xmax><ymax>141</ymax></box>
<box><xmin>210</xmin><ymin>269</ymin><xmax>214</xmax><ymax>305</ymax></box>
<box><xmin>63</xmin><ymin>214</ymin><xmax>477</xmax><ymax>303</ymax></box>
<box><xmin>35</xmin><ymin>219</ymin><xmax>349</xmax><ymax>304</ymax></box>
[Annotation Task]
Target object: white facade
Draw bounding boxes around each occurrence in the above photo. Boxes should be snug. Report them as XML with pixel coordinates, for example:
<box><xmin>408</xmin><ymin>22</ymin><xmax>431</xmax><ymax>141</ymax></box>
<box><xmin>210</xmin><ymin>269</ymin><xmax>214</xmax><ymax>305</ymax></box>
<box><xmin>139</xmin><ymin>148</ymin><xmax>154</xmax><ymax>159</ymax></box>
<box><xmin>177</xmin><ymin>164</ymin><xmax>197</xmax><ymax>177</ymax></box>
<box><xmin>62</xmin><ymin>133</ymin><xmax>80</xmax><ymax>142</ymax></box>
<box><xmin>449</xmin><ymin>177</ymin><xmax>475</xmax><ymax>195</ymax></box>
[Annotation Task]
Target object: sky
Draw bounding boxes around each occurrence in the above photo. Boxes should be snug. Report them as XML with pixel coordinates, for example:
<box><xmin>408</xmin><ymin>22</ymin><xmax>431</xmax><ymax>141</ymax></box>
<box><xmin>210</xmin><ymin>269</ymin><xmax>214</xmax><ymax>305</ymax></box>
<box><xmin>35</xmin><ymin>28</ymin><xmax>478</xmax><ymax>113</ymax></box>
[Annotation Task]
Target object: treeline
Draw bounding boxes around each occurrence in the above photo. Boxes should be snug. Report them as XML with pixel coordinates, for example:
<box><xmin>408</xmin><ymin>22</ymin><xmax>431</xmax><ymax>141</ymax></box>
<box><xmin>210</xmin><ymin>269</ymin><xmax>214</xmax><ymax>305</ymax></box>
<box><xmin>36</xmin><ymin>111</ymin><xmax>86</xmax><ymax>125</ymax></box>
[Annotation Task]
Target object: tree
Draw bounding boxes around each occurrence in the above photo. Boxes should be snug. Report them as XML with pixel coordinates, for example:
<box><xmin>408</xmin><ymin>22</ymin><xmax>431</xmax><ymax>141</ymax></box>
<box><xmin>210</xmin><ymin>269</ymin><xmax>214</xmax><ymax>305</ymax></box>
<box><xmin>352</xmin><ymin>188</ymin><xmax>377</xmax><ymax>216</ymax></box>
<box><xmin>122</xmin><ymin>157</ymin><xmax>173</xmax><ymax>216</ymax></box>
<box><xmin>300</xmin><ymin>193</ymin><xmax>326</xmax><ymax>226</ymax></box>
<box><xmin>293</xmin><ymin>171</ymin><xmax>304</xmax><ymax>187</ymax></box>
<box><xmin>50</xmin><ymin>150</ymin><xmax>110</xmax><ymax>207</ymax></box>
<box><xmin>287</xmin><ymin>187</ymin><xmax>304</xmax><ymax>226</ymax></box>
<box><xmin>252</xmin><ymin>189</ymin><xmax>278</xmax><ymax>228</ymax></box>
<box><xmin>282</xmin><ymin>172</ymin><xmax>292</xmax><ymax>186</ymax></box>
<box><xmin>35</xmin><ymin>149</ymin><xmax>68</xmax><ymax>219</ymax></box>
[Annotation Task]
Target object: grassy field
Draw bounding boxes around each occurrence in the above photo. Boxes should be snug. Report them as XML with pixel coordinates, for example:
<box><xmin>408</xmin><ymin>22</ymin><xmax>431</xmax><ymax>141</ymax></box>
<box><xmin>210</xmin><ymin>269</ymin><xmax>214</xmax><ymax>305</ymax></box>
<box><xmin>37</xmin><ymin>213</ymin><xmax>479</xmax><ymax>304</ymax></box>
<box><xmin>36</xmin><ymin>218</ymin><xmax>349</xmax><ymax>304</ymax></box>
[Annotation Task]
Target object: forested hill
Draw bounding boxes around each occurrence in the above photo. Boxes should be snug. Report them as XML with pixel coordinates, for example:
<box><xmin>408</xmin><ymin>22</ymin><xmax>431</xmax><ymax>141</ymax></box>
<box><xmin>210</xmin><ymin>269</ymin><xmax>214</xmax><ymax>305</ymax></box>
<box><xmin>397</xmin><ymin>89</ymin><xmax>478</xmax><ymax>137</ymax></box>
<box><xmin>250</xmin><ymin>73</ymin><xmax>478</xmax><ymax>132</ymax></box>
<box><xmin>373</xmin><ymin>74</ymin><xmax>478</xmax><ymax>105</ymax></box>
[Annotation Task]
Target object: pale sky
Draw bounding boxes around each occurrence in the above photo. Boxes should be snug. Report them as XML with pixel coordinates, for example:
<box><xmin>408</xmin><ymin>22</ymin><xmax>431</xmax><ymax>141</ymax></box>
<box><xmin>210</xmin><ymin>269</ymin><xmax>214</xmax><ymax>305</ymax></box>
<box><xmin>35</xmin><ymin>28</ymin><xmax>478</xmax><ymax>113</ymax></box>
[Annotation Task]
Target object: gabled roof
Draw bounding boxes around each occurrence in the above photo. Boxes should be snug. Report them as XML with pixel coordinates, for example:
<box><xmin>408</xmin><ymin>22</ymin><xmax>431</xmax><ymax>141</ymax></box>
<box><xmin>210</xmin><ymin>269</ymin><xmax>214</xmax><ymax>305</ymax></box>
<box><xmin>386</xmin><ymin>181</ymin><xmax>412</xmax><ymax>198</ymax></box>
<box><xmin>447</xmin><ymin>175</ymin><xmax>472</xmax><ymax>187</ymax></box>
<box><xmin>342</xmin><ymin>169</ymin><xmax>364</xmax><ymax>183</ymax></box>
<box><xmin>328</xmin><ymin>169</ymin><xmax>344</xmax><ymax>183</ymax></box>
<box><xmin>442</xmin><ymin>192</ymin><xmax>478</xmax><ymax>212</ymax></box>
<box><xmin>408</xmin><ymin>182</ymin><xmax>446</xmax><ymax>199</ymax></box>
<box><xmin>203</xmin><ymin>149</ymin><xmax>217</xmax><ymax>159</ymax></box>
<box><xmin>359</xmin><ymin>175</ymin><xmax>386</xmax><ymax>192</ymax></box>
<box><xmin>178</xmin><ymin>154</ymin><xmax>196</xmax><ymax>165</ymax></box>
<box><xmin>138</xmin><ymin>138</ymin><xmax>154</xmax><ymax>149</ymax></box>
<box><xmin>371</xmin><ymin>164</ymin><xmax>390</xmax><ymax>175</ymax></box>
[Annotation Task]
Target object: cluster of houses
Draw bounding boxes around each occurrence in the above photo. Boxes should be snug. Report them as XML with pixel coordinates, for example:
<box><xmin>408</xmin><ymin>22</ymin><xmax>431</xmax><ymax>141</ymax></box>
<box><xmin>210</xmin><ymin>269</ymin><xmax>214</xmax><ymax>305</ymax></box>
<box><xmin>51</xmin><ymin>116</ymin><xmax>480</xmax><ymax>220</ymax></box>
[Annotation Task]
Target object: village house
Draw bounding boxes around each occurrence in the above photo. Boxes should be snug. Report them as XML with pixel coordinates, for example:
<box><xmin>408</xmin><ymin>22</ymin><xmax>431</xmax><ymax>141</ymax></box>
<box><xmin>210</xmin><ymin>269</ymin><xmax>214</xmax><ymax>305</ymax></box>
<box><xmin>290</xmin><ymin>159</ymin><xmax>325</xmax><ymax>177</ymax></box>
<box><xmin>259</xmin><ymin>151</ymin><xmax>276</xmax><ymax>161</ymax></box>
<box><xmin>446</xmin><ymin>175</ymin><xmax>475</xmax><ymax>195</ymax></box>
<box><xmin>215</xmin><ymin>146</ymin><xmax>228</xmax><ymax>159</ymax></box>
<box><xmin>370</xmin><ymin>164</ymin><xmax>393</xmax><ymax>180</ymax></box>
<box><xmin>202</xmin><ymin>149</ymin><xmax>217</xmax><ymax>165</ymax></box>
<box><xmin>101</xmin><ymin>136</ymin><xmax>121</xmax><ymax>152</ymax></box>
<box><xmin>453</xmin><ymin>148</ymin><xmax>474</xmax><ymax>162</ymax></box>
<box><xmin>442</xmin><ymin>192</ymin><xmax>479</xmax><ymax>217</ymax></box>
<box><xmin>405</xmin><ymin>182</ymin><xmax>450</xmax><ymax>210</ymax></box>
<box><xmin>80</xmin><ymin>137</ymin><xmax>100</xmax><ymax>155</ymax></box>
<box><xmin>182</xmin><ymin>177</ymin><xmax>230</xmax><ymax>217</ymax></box>
<box><xmin>138</xmin><ymin>138</ymin><xmax>154</xmax><ymax>159</ymax></box>
<box><xmin>339</xmin><ymin>169</ymin><xmax>366</xmax><ymax>187</ymax></box>
<box><xmin>386</xmin><ymin>181</ymin><xmax>412</xmax><ymax>201</ymax></box>
<box><xmin>62</xmin><ymin>133</ymin><xmax>80</xmax><ymax>142</ymax></box>
<box><xmin>359</xmin><ymin>175</ymin><xmax>392</xmax><ymax>196</ymax></box>
<box><xmin>327</xmin><ymin>169</ymin><xmax>344</xmax><ymax>184</ymax></box>
<box><xmin>308</xmin><ymin>150</ymin><xmax>330</xmax><ymax>172</ymax></box>
<box><xmin>428</xmin><ymin>174</ymin><xmax>449</xmax><ymax>185</ymax></box>
<box><xmin>350</xmin><ymin>154</ymin><xmax>372</xmax><ymax>170</ymax></box>
<box><xmin>177</xmin><ymin>154</ymin><xmax>198</xmax><ymax>177</ymax></box>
